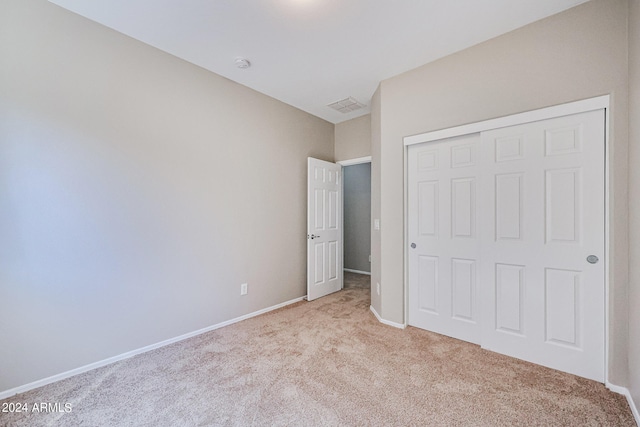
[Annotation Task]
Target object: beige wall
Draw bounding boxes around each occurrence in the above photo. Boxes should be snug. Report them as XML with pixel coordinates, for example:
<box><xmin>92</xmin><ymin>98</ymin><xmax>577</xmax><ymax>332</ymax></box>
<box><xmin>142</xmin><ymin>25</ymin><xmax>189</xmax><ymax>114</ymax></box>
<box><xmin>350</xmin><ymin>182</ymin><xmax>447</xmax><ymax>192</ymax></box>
<box><xmin>628</xmin><ymin>0</ymin><xmax>640</xmax><ymax>411</ymax></box>
<box><xmin>0</xmin><ymin>0</ymin><xmax>333</xmax><ymax>393</ymax></box>
<box><xmin>334</xmin><ymin>114</ymin><xmax>371</xmax><ymax>161</ymax></box>
<box><xmin>374</xmin><ymin>0</ymin><xmax>630</xmax><ymax>385</ymax></box>
<box><xmin>3</xmin><ymin>0</ymin><xmax>637</xmax><ymax>410</ymax></box>
<box><xmin>370</xmin><ymin>88</ymin><xmax>382</xmax><ymax>315</ymax></box>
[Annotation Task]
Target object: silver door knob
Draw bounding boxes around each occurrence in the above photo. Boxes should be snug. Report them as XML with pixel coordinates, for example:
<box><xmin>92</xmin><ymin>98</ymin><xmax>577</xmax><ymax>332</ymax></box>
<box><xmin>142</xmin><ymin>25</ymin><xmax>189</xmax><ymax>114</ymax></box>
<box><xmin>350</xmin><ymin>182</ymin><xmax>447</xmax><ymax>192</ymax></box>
<box><xmin>411</xmin><ymin>243</ymin><xmax>416</xmax><ymax>249</ymax></box>
<box><xmin>587</xmin><ymin>255</ymin><xmax>599</xmax><ymax>264</ymax></box>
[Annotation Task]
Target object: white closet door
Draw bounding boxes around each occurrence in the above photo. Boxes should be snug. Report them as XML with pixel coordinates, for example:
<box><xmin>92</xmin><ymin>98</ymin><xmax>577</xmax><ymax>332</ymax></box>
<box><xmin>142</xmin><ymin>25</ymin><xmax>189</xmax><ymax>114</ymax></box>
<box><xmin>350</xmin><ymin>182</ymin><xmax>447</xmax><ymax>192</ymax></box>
<box><xmin>408</xmin><ymin>134</ymin><xmax>481</xmax><ymax>344</ymax></box>
<box><xmin>407</xmin><ymin>109</ymin><xmax>605</xmax><ymax>382</ymax></box>
<box><xmin>479</xmin><ymin>109</ymin><xmax>605</xmax><ymax>382</ymax></box>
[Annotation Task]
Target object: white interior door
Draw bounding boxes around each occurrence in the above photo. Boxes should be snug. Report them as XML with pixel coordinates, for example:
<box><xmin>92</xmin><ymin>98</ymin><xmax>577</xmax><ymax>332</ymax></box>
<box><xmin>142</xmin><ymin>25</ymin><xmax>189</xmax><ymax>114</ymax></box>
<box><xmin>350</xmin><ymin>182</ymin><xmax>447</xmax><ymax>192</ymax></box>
<box><xmin>479</xmin><ymin>109</ymin><xmax>605</xmax><ymax>382</ymax></box>
<box><xmin>408</xmin><ymin>134</ymin><xmax>481</xmax><ymax>344</ymax></box>
<box><xmin>307</xmin><ymin>157</ymin><xmax>343</xmax><ymax>301</ymax></box>
<box><xmin>407</xmin><ymin>109</ymin><xmax>605</xmax><ymax>382</ymax></box>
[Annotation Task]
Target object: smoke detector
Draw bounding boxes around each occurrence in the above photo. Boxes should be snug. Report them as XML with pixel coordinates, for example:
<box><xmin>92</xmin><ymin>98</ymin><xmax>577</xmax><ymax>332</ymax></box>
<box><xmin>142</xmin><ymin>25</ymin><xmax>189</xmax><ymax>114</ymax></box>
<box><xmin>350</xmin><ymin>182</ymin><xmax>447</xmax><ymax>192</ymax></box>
<box><xmin>235</xmin><ymin>57</ymin><xmax>251</xmax><ymax>69</ymax></box>
<box><xmin>327</xmin><ymin>97</ymin><xmax>366</xmax><ymax>114</ymax></box>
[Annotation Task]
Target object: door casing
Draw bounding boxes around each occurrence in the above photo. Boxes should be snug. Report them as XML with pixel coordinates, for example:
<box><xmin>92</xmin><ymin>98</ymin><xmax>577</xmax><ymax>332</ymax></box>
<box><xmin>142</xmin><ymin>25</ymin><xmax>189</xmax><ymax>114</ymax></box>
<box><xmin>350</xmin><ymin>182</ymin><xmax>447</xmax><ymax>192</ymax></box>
<box><xmin>338</xmin><ymin>156</ymin><xmax>372</xmax><ymax>277</ymax></box>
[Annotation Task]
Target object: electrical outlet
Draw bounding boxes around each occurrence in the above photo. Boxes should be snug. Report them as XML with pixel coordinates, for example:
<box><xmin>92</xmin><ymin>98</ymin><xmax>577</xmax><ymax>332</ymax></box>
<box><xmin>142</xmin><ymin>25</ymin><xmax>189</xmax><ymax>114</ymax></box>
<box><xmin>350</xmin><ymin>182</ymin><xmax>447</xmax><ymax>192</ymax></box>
<box><xmin>240</xmin><ymin>283</ymin><xmax>248</xmax><ymax>296</ymax></box>
<box><xmin>374</xmin><ymin>219</ymin><xmax>380</xmax><ymax>230</ymax></box>
<box><xmin>369</xmin><ymin>254</ymin><xmax>372</xmax><ymax>263</ymax></box>
<box><xmin>376</xmin><ymin>282</ymin><xmax>380</xmax><ymax>295</ymax></box>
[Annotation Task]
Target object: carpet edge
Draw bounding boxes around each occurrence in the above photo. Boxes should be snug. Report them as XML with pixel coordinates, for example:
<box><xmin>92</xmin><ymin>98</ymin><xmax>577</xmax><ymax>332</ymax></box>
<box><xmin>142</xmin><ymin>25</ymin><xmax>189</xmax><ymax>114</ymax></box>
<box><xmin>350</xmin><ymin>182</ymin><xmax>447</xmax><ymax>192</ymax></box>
<box><xmin>0</xmin><ymin>295</ymin><xmax>307</xmax><ymax>400</ymax></box>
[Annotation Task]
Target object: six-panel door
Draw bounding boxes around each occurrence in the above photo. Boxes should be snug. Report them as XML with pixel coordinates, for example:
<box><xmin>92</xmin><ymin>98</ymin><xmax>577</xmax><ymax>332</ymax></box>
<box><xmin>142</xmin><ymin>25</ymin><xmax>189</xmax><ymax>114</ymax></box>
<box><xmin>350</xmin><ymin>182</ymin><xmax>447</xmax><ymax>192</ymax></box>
<box><xmin>307</xmin><ymin>157</ymin><xmax>343</xmax><ymax>301</ymax></box>
<box><xmin>408</xmin><ymin>134</ymin><xmax>482</xmax><ymax>344</ymax></box>
<box><xmin>479</xmin><ymin>110</ymin><xmax>605</xmax><ymax>382</ymax></box>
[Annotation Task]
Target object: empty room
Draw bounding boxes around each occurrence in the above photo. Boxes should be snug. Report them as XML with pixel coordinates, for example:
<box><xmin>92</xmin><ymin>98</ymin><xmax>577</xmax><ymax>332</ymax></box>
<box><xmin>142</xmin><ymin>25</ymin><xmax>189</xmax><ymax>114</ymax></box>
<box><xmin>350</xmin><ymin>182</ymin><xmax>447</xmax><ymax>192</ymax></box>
<box><xmin>1</xmin><ymin>0</ymin><xmax>640</xmax><ymax>425</ymax></box>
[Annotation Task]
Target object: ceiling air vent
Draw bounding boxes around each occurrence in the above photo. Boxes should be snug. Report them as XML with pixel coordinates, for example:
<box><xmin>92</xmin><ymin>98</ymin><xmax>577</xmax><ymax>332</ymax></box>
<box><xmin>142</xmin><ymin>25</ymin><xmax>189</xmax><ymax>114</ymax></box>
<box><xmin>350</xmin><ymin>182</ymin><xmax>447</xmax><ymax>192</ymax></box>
<box><xmin>327</xmin><ymin>97</ymin><xmax>366</xmax><ymax>114</ymax></box>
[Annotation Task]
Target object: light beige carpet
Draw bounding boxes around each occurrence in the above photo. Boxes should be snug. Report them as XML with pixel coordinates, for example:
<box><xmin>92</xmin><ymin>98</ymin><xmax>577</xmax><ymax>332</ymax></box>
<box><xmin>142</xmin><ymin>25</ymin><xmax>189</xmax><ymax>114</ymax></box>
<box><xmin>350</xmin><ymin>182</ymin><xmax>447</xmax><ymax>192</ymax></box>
<box><xmin>0</xmin><ymin>272</ymin><xmax>634</xmax><ymax>426</ymax></box>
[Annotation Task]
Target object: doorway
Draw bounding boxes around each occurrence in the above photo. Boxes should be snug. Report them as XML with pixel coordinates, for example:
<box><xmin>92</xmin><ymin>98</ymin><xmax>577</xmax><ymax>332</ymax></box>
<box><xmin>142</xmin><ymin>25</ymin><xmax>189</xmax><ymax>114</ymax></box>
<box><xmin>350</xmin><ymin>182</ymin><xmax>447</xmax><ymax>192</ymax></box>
<box><xmin>306</xmin><ymin>156</ymin><xmax>371</xmax><ymax>301</ymax></box>
<box><xmin>342</xmin><ymin>161</ymin><xmax>371</xmax><ymax>276</ymax></box>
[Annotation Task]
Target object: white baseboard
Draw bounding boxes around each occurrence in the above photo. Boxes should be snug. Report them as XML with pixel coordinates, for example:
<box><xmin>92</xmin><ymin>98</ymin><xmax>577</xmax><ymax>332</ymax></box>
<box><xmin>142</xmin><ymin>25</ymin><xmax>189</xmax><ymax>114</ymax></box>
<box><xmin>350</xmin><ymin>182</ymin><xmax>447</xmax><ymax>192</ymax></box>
<box><xmin>606</xmin><ymin>382</ymin><xmax>640</xmax><ymax>425</ymax></box>
<box><xmin>344</xmin><ymin>268</ymin><xmax>371</xmax><ymax>276</ymax></box>
<box><xmin>0</xmin><ymin>296</ymin><xmax>306</xmax><ymax>401</ymax></box>
<box><xmin>369</xmin><ymin>305</ymin><xmax>406</xmax><ymax>329</ymax></box>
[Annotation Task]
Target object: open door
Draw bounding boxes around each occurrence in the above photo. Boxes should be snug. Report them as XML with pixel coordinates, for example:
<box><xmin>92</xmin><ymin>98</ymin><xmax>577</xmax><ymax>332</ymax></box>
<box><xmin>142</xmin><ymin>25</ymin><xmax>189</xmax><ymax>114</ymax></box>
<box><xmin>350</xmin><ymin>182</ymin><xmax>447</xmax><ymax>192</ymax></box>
<box><xmin>307</xmin><ymin>157</ymin><xmax>343</xmax><ymax>301</ymax></box>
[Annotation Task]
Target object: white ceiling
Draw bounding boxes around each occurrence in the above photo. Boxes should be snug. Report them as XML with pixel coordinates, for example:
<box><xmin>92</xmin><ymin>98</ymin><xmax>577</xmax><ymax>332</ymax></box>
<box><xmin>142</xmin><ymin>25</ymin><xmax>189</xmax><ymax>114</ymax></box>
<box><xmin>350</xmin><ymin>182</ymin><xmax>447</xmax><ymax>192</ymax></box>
<box><xmin>49</xmin><ymin>0</ymin><xmax>588</xmax><ymax>124</ymax></box>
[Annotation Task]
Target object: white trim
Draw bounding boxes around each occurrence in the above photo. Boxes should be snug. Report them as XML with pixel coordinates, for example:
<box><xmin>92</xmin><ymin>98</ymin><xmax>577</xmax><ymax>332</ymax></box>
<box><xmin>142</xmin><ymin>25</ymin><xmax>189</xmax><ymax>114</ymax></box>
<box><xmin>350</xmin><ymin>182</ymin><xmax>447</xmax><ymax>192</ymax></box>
<box><xmin>403</xmin><ymin>142</ymin><xmax>409</xmax><ymax>327</ymax></box>
<box><xmin>339</xmin><ymin>155</ymin><xmax>372</xmax><ymax>292</ymax></box>
<box><xmin>606</xmin><ymin>383</ymin><xmax>640</xmax><ymax>425</ymax></box>
<box><xmin>404</xmin><ymin>95</ymin><xmax>610</xmax><ymax>146</ymax></box>
<box><xmin>0</xmin><ymin>296</ymin><xmax>306</xmax><ymax>400</ymax></box>
<box><xmin>337</xmin><ymin>156</ymin><xmax>372</xmax><ymax>166</ymax></box>
<box><xmin>604</xmin><ymin>104</ymin><xmax>611</xmax><ymax>386</ymax></box>
<box><xmin>344</xmin><ymin>268</ymin><xmax>371</xmax><ymax>275</ymax></box>
<box><xmin>370</xmin><ymin>305</ymin><xmax>406</xmax><ymax>329</ymax></box>
<box><xmin>341</xmin><ymin>162</ymin><xmax>345</xmax><ymax>291</ymax></box>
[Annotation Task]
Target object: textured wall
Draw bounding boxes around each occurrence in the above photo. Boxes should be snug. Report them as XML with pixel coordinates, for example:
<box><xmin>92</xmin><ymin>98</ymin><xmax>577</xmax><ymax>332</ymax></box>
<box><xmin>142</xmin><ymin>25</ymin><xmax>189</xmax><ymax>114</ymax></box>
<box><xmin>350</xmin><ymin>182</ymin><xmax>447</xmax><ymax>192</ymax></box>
<box><xmin>374</xmin><ymin>0</ymin><xmax>629</xmax><ymax>384</ymax></box>
<box><xmin>0</xmin><ymin>0</ymin><xmax>334</xmax><ymax>392</ymax></box>
<box><xmin>370</xmin><ymin>88</ymin><xmax>382</xmax><ymax>315</ymax></box>
<box><xmin>334</xmin><ymin>114</ymin><xmax>371</xmax><ymax>162</ymax></box>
